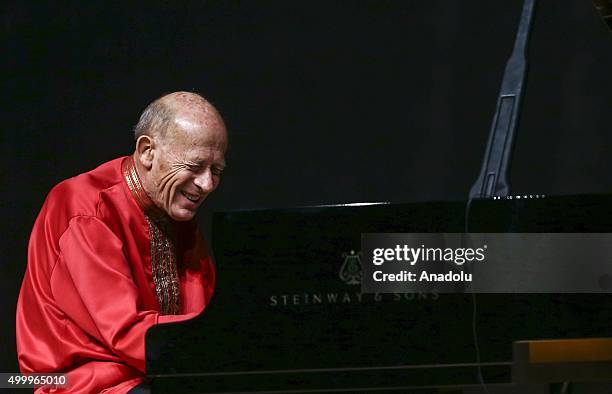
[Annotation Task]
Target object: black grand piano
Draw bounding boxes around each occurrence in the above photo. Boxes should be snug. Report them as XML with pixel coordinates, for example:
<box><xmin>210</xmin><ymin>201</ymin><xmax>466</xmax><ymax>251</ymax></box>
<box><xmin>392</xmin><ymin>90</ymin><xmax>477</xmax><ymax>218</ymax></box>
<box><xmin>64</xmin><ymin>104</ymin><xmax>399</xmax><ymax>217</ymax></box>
<box><xmin>145</xmin><ymin>196</ymin><xmax>612</xmax><ymax>393</ymax></box>
<box><xmin>145</xmin><ymin>1</ymin><xmax>612</xmax><ymax>393</ymax></box>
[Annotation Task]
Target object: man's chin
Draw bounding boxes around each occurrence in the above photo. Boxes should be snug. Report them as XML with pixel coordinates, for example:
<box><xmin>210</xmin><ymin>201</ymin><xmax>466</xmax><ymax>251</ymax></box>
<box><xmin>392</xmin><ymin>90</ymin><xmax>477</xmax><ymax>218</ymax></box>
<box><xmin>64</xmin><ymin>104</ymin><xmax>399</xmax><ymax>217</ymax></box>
<box><xmin>169</xmin><ymin>208</ymin><xmax>197</xmax><ymax>222</ymax></box>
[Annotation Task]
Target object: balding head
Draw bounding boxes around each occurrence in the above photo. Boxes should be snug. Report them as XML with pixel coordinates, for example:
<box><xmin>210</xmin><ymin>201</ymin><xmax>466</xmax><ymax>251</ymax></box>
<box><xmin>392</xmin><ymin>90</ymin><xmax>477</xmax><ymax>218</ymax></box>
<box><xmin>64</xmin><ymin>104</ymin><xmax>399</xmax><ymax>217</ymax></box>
<box><xmin>134</xmin><ymin>92</ymin><xmax>226</xmax><ymax>145</ymax></box>
<box><xmin>132</xmin><ymin>92</ymin><xmax>228</xmax><ymax>221</ymax></box>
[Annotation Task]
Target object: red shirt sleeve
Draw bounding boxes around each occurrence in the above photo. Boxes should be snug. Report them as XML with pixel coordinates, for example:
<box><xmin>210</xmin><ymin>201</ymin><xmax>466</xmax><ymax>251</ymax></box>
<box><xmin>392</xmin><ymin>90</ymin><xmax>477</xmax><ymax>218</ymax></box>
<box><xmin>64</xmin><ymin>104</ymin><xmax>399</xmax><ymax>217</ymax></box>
<box><xmin>50</xmin><ymin>216</ymin><xmax>197</xmax><ymax>373</ymax></box>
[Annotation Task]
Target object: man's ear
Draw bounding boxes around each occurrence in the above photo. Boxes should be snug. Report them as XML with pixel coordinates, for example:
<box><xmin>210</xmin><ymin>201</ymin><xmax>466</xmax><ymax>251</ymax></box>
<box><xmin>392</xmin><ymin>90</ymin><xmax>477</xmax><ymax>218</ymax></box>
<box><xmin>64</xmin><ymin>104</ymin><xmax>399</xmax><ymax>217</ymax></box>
<box><xmin>135</xmin><ymin>135</ymin><xmax>155</xmax><ymax>170</ymax></box>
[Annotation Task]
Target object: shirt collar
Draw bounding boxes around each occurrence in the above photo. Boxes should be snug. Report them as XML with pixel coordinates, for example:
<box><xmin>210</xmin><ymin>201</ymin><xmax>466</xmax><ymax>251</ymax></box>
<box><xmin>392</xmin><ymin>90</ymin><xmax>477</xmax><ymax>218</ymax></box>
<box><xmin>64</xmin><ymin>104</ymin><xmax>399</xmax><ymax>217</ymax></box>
<box><xmin>121</xmin><ymin>156</ymin><xmax>168</xmax><ymax>223</ymax></box>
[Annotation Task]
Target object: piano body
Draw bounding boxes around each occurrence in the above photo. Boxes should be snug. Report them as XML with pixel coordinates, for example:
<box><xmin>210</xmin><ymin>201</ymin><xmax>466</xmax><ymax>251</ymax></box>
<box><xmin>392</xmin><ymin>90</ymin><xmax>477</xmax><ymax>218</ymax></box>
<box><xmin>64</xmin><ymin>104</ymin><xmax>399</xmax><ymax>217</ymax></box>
<box><xmin>145</xmin><ymin>1</ymin><xmax>612</xmax><ymax>392</ymax></box>
<box><xmin>146</xmin><ymin>195</ymin><xmax>612</xmax><ymax>393</ymax></box>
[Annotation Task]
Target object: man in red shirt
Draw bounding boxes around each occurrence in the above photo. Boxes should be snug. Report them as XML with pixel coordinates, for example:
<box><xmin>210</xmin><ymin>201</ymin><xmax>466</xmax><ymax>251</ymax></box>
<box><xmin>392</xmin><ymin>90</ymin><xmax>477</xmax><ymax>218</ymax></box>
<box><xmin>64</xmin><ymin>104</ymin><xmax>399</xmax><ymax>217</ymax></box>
<box><xmin>16</xmin><ymin>92</ymin><xmax>227</xmax><ymax>393</ymax></box>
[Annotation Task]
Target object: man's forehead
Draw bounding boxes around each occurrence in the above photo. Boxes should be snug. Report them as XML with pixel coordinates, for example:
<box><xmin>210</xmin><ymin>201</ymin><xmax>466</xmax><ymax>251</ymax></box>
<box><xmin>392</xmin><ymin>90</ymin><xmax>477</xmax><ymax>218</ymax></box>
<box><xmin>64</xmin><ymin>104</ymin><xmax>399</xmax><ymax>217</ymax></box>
<box><xmin>165</xmin><ymin>132</ymin><xmax>226</xmax><ymax>163</ymax></box>
<box><xmin>185</xmin><ymin>148</ymin><xmax>226</xmax><ymax>167</ymax></box>
<box><xmin>178</xmin><ymin>126</ymin><xmax>226</xmax><ymax>150</ymax></box>
<box><xmin>173</xmin><ymin>114</ymin><xmax>223</xmax><ymax>132</ymax></box>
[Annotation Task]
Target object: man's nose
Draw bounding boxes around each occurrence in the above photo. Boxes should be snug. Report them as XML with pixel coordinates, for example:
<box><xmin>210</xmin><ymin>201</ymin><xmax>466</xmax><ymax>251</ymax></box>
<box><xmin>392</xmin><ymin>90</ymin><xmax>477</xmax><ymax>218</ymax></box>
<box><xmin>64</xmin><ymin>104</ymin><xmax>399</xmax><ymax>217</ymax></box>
<box><xmin>194</xmin><ymin>169</ymin><xmax>215</xmax><ymax>192</ymax></box>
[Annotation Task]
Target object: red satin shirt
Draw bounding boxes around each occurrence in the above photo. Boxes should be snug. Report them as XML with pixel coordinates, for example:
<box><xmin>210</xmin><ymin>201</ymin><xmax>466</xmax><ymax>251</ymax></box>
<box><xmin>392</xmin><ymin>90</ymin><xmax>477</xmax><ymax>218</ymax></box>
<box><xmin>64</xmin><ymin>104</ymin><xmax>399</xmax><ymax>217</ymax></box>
<box><xmin>16</xmin><ymin>157</ymin><xmax>215</xmax><ymax>393</ymax></box>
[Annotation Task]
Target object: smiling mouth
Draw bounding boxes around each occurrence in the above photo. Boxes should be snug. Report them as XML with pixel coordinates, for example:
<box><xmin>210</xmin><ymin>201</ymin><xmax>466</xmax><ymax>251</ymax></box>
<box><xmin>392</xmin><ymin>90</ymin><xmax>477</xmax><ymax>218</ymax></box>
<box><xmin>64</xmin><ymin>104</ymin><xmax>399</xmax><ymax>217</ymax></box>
<box><xmin>181</xmin><ymin>191</ymin><xmax>201</xmax><ymax>203</ymax></box>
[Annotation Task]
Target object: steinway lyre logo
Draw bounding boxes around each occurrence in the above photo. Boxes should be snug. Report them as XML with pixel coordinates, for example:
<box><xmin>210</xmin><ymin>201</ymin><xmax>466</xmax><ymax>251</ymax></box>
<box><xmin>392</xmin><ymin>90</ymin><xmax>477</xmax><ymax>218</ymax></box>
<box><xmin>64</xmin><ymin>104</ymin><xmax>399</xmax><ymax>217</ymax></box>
<box><xmin>339</xmin><ymin>250</ymin><xmax>362</xmax><ymax>285</ymax></box>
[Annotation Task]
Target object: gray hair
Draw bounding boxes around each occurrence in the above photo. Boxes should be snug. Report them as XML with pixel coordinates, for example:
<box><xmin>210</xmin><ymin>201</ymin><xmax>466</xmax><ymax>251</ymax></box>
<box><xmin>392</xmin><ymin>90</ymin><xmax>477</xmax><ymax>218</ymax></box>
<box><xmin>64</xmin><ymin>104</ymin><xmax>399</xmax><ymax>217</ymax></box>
<box><xmin>133</xmin><ymin>99</ymin><xmax>174</xmax><ymax>141</ymax></box>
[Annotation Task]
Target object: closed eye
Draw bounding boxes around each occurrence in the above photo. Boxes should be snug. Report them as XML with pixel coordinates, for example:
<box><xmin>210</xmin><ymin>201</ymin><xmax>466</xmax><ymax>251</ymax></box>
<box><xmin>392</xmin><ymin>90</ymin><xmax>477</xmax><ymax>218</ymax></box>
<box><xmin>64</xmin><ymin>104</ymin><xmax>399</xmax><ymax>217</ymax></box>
<box><xmin>187</xmin><ymin>165</ymin><xmax>202</xmax><ymax>172</ymax></box>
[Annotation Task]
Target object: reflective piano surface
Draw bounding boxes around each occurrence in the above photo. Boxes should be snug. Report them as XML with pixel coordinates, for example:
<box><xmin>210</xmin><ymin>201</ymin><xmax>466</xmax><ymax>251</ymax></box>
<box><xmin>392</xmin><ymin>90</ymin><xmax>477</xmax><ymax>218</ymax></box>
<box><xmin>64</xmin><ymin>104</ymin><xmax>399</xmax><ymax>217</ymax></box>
<box><xmin>145</xmin><ymin>194</ymin><xmax>612</xmax><ymax>393</ymax></box>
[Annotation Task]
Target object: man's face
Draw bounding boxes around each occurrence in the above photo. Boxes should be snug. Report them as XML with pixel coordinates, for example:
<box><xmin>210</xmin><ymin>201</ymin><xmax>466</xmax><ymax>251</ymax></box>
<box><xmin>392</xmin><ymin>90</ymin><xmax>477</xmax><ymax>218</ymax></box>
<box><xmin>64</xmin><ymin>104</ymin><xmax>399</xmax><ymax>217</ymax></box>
<box><xmin>149</xmin><ymin>120</ymin><xmax>226</xmax><ymax>221</ymax></box>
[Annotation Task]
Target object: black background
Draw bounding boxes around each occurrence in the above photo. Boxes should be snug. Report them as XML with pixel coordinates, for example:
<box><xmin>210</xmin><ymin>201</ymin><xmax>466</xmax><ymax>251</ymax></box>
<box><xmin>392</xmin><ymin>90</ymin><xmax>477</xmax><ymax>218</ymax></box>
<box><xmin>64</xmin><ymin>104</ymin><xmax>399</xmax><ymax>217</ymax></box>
<box><xmin>2</xmin><ymin>0</ymin><xmax>612</xmax><ymax>373</ymax></box>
